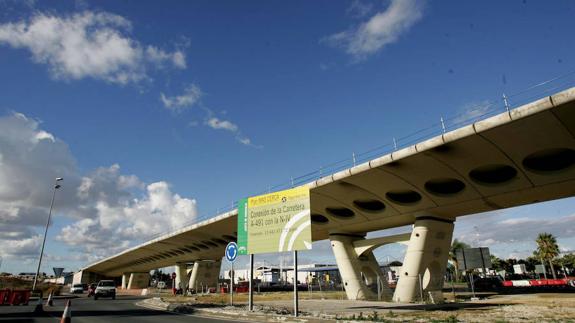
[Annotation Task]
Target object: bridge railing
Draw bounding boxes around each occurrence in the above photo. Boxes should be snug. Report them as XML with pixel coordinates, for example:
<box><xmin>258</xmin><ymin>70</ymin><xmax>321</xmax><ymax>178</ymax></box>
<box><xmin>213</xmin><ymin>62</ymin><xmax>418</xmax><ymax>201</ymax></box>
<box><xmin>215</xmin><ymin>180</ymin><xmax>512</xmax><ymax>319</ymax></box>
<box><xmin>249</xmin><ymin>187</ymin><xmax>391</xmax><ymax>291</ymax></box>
<box><xmin>142</xmin><ymin>70</ymin><xmax>575</xmax><ymax>243</ymax></box>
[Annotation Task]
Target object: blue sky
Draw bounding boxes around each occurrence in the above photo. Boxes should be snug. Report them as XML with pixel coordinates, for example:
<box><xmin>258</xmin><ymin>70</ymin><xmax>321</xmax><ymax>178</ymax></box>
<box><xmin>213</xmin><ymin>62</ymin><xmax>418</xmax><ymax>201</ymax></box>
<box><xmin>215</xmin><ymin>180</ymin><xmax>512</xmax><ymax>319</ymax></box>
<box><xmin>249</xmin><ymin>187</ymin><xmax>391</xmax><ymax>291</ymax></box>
<box><xmin>1</xmin><ymin>0</ymin><xmax>575</xmax><ymax>274</ymax></box>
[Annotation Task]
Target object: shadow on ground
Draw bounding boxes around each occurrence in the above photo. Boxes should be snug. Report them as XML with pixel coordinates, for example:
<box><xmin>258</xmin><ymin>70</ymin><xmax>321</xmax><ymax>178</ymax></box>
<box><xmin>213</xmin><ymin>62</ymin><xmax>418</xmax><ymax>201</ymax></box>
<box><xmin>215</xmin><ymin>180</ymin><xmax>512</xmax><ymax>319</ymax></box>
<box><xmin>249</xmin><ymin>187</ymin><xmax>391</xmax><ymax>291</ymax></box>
<box><xmin>348</xmin><ymin>302</ymin><xmax>499</xmax><ymax>311</ymax></box>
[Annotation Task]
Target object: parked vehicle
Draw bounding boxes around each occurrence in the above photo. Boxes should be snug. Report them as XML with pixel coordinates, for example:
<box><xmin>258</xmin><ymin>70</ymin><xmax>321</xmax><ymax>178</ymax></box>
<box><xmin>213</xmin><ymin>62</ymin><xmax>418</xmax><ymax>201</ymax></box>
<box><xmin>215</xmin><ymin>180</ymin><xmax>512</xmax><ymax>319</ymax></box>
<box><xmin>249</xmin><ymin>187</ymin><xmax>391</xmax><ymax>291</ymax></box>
<box><xmin>70</xmin><ymin>283</ymin><xmax>84</xmax><ymax>294</ymax></box>
<box><xmin>94</xmin><ymin>280</ymin><xmax>116</xmax><ymax>300</ymax></box>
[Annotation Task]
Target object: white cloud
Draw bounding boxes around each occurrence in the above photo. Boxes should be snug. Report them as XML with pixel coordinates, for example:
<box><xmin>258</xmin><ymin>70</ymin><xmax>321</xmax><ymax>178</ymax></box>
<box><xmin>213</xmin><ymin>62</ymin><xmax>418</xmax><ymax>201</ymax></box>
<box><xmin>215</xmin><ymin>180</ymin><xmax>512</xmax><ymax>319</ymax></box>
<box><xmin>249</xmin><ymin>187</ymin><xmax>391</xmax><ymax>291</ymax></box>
<box><xmin>203</xmin><ymin>115</ymin><xmax>257</xmax><ymax>147</ymax></box>
<box><xmin>0</xmin><ymin>112</ymin><xmax>197</xmax><ymax>262</ymax></box>
<box><xmin>452</xmin><ymin>100</ymin><xmax>496</xmax><ymax>126</ymax></box>
<box><xmin>58</xmin><ymin>180</ymin><xmax>197</xmax><ymax>257</ymax></box>
<box><xmin>3</xmin><ymin>235</ymin><xmax>42</xmax><ymax>257</ymax></box>
<box><xmin>205</xmin><ymin>117</ymin><xmax>238</xmax><ymax>132</ymax></box>
<box><xmin>146</xmin><ymin>46</ymin><xmax>186</xmax><ymax>69</ymax></box>
<box><xmin>34</xmin><ymin>130</ymin><xmax>55</xmax><ymax>142</ymax></box>
<box><xmin>160</xmin><ymin>84</ymin><xmax>202</xmax><ymax>110</ymax></box>
<box><xmin>346</xmin><ymin>0</ymin><xmax>374</xmax><ymax>18</ymax></box>
<box><xmin>454</xmin><ymin>211</ymin><xmax>575</xmax><ymax>259</ymax></box>
<box><xmin>325</xmin><ymin>0</ymin><xmax>424</xmax><ymax>60</ymax></box>
<box><xmin>0</xmin><ymin>11</ymin><xmax>186</xmax><ymax>84</ymax></box>
<box><xmin>237</xmin><ymin>137</ymin><xmax>251</xmax><ymax>146</ymax></box>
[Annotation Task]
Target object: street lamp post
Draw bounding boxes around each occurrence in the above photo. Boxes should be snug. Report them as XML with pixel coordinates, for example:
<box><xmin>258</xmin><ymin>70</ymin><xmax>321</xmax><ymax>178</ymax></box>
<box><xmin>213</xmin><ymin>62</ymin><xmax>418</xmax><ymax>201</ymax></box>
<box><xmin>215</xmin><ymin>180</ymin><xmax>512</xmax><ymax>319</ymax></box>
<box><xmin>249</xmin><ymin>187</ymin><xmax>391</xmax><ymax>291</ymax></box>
<box><xmin>32</xmin><ymin>177</ymin><xmax>63</xmax><ymax>292</ymax></box>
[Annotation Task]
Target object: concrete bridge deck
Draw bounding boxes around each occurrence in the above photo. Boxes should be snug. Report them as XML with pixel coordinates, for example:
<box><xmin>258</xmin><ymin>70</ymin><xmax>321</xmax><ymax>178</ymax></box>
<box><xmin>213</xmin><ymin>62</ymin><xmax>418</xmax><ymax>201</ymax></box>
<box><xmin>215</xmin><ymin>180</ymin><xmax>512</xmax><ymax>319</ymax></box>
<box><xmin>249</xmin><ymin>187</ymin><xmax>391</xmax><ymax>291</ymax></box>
<box><xmin>80</xmin><ymin>87</ymin><xmax>575</xmax><ymax>302</ymax></box>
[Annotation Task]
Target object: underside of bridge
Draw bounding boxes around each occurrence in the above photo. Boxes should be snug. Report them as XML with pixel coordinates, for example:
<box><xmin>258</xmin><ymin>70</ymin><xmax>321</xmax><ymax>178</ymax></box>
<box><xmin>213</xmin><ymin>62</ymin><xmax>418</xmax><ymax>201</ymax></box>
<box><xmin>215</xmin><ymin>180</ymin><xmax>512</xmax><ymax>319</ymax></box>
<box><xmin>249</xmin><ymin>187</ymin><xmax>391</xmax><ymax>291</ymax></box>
<box><xmin>81</xmin><ymin>87</ymin><xmax>575</xmax><ymax>303</ymax></box>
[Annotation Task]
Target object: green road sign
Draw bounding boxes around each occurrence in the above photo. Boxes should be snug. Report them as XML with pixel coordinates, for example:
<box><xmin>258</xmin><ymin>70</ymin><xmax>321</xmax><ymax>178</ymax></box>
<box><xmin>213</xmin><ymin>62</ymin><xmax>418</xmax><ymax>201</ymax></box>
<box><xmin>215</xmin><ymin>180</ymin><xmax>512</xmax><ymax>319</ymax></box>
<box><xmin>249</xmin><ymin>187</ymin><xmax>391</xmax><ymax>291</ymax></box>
<box><xmin>237</xmin><ymin>186</ymin><xmax>312</xmax><ymax>255</ymax></box>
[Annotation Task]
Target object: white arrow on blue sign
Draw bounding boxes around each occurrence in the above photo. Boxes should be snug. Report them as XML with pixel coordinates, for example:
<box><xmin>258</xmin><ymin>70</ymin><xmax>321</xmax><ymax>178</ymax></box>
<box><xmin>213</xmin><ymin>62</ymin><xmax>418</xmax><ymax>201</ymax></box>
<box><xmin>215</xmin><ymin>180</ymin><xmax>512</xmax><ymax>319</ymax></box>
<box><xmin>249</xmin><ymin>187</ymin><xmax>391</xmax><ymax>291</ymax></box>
<box><xmin>225</xmin><ymin>242</ymin><xmax>238</xmax><ymax>262</ymax></box>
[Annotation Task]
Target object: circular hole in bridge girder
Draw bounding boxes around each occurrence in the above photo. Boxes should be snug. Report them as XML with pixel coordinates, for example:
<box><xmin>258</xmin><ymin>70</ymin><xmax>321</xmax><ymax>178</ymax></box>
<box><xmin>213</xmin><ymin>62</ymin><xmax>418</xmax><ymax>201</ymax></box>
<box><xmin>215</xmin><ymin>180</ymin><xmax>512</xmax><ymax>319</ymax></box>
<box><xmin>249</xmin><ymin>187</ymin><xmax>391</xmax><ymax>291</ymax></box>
<box><xmin>353</xmin><ymin>199</ymin><xmax>386</xmax><ymax>212</ymax></box>
<box><xmin>195</xmin><ymin>243</ymin><xmax>209</xmax><ymax>250</ymax></box>
<box><xmin>212</xmin><ymin>238</ymin><xmax>228</xmax><ymax>245</ymax></box>
<box><xmin>386</xmin><ymin>190</ymin><xmax>422</xmax><ymax>205</ymax></box>
<box><xmin>202</xmin><ymin>240</ymin><xmax>218</xmax><ymax>247</ymax></box>
<box><xmin>469</xmin><ymin>164</ymin><xmax>517</xmax><ymax>185</ymax></box>
<box><xmin>424</xmin><ymin>178</ymin><xmax>466</xmax><ymax>196</ymax></box>
<box><xmin>311</xmin><ymin>214</ymin><xmax>329</xmax><ymax>224</ymax></box>
<box><xmin>325</xmin><ymin>207</ymin><xmax>355</xmax><ymax>218</ymax></box>
<box><xmin>522</xmin><ymin>148</ymin><xmax>575</xmax><ymax>173</ymax></box>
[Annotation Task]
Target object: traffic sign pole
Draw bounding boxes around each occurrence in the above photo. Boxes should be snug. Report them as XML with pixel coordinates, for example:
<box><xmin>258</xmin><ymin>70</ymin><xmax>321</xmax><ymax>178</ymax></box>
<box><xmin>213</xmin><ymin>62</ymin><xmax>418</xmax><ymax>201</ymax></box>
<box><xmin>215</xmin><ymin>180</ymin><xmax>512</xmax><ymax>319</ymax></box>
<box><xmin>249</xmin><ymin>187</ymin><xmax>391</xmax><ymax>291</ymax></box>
<box><xmin>293</xmin><ymin>250</ymin><xmax>298</xmax><ymax>317</ymax></box>
<box><xmin>230</xmin><ymin>261</ymin><xmax>234</xmax><ymax>306</ymax></box>
<box><xmin>225</xmin><ymin>242</ymin><xmax>238</xmax><ymax>307</ymax></box>
<box><xmin>248</xmin><ymin>254</ymin><xmax>254</xmax><ymax>311</ymax></box>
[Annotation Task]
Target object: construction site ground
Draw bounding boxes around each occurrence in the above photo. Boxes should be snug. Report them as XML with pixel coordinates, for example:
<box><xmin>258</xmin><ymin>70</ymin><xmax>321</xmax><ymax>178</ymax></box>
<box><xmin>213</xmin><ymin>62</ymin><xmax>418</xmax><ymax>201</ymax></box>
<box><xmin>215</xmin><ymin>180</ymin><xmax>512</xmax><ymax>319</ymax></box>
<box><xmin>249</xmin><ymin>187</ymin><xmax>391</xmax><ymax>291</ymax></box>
<box><xmin>141</xmin><ymin>290</ymin><xmax>575</xmax><ymax>322</ymax></box>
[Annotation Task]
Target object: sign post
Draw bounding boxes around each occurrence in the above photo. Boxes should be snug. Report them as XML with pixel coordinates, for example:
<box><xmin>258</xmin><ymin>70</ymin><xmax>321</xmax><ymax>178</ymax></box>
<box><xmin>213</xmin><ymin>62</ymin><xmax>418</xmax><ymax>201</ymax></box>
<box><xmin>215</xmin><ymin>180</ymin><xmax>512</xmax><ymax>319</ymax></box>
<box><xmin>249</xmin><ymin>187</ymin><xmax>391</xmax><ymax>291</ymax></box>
<box><xmin>53</xmin><ymin>267</ymin><xmax>64</xmax><ymax>278</ymax></box>
<box><xmin>293</xmin><ymin>250</ymin><xmax>298</xmax><ymax>317</ymax></box>
<box><xmin>456</xmin><ymin>247</ymin><xmax>492</xmax><ymax>300</ymax></box>
<box><xmin>225</xmin><ymin>242</ymin><xmax>238</xmax><ymax>306</ymax></box>
<box><xmin>237</xmin><ymin>186</ymin><xmax>311</xmax><ymax>317</ymax></box>
<box><xmin>535</xmin><ymin>263</ymin><xmax>547</xmax><ymax>279</ymax></box>
<box><xmin>249</xmin><ymin>254</ymin><xmax>254</xmax><ymax>311</ymax></box>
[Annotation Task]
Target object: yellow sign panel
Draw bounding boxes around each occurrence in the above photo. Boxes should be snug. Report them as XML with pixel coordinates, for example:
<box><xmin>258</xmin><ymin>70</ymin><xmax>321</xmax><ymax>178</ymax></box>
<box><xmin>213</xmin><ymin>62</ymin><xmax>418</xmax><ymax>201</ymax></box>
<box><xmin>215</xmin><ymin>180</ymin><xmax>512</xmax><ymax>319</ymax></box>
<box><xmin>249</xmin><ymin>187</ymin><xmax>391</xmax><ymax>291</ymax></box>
<box><xmin>237</xmin><ymin>186</ymin><xmax>312</xmax><ymax>255</ymax></box>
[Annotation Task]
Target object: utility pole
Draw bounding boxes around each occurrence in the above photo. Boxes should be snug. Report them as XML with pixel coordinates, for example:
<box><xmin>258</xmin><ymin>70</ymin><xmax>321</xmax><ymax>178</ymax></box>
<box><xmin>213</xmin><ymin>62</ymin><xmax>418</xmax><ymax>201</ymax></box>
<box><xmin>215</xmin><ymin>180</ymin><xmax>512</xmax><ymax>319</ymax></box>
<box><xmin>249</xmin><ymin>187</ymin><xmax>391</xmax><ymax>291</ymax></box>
<box><xmin>32</xmin><ymin>178</ymin><xmax>63</xmax><ymax>291</ymax></box>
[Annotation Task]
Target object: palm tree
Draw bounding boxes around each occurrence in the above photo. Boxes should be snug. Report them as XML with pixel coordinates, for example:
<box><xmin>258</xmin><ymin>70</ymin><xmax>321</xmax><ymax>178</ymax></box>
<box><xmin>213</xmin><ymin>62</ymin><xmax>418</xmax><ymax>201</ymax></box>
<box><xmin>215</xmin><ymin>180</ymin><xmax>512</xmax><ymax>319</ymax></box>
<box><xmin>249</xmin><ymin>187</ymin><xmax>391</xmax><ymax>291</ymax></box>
<box><xmin>450</xmin><ymin>239</ymin><xmax>471</xmax><ymax>282</ymax></box>
<box><xmin>534</xmin><ymin>233</ymin><xmax>560</xmax><ymax>279</ymax></box>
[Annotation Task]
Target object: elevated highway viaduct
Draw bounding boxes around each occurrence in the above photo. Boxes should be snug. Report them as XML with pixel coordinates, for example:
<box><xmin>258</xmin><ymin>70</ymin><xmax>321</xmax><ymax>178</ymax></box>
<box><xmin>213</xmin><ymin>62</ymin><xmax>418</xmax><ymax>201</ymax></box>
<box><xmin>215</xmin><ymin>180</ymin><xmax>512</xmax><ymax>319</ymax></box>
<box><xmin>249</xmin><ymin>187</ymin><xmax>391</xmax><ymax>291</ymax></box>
<box><xmin>77</xmin><ymin>87</ymin><xmax>575</xmax><ymax>303</ymax></box>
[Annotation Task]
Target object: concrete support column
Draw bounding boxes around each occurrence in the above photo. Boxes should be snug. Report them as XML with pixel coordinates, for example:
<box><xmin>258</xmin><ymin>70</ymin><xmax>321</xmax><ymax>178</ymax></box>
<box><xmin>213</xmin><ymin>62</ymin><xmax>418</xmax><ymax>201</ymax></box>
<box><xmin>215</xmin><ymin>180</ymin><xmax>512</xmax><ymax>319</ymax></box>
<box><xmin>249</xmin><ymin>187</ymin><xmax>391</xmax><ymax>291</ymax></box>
<box><xmin>330</xmin><ymin>234</ymin><xmax>391</xmax><ymax>301</ymax></box>
<box><xmin>189</xmin><ymin>260</ymin><xmax>221</xmax><ymax>292</ymax></box>
<box><xmin>127</xmin><ymin>272</ymin><xmax>150</xmax><ymax>289</ymax></box>
<box><xmin>392</xmin><ymin>217</ymin><xmax>454</xmax><ymax>303</ymax></box>
<box><xmin>121</xmin><ymin>273</ymin><xmax>130</xmax><ymax>289</ymax></box>
<box><xmin>175</xmin><ymin>263</ymin><xmax>191</xmax><ymax>290</ymax></box>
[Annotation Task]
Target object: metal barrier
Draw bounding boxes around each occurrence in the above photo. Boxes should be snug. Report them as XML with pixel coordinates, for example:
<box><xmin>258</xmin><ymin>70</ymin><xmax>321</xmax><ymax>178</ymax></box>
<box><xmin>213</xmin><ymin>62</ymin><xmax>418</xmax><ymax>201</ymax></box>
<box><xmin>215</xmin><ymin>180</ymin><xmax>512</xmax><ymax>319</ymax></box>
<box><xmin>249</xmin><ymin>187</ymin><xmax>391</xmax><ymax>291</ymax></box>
<box><xmin>0</xmin><ymin>289</ymin><xmax>11</xmax><ymax>305</ymax></box>
<box><xmin>9</xmin><ymin>290</ymin><xmax>31</xmax><ymax>305</ymax></box>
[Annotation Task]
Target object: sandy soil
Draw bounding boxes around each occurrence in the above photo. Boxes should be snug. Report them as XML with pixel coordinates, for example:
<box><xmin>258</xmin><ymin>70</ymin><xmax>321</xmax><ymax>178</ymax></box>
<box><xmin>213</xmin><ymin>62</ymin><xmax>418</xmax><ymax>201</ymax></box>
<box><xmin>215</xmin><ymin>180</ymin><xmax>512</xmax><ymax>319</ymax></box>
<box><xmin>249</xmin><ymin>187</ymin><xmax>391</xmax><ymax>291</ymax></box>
<box><xmin>156</xmin><ymin>291</ymin><xmax>575</xmax><ymax>322</ymax></box>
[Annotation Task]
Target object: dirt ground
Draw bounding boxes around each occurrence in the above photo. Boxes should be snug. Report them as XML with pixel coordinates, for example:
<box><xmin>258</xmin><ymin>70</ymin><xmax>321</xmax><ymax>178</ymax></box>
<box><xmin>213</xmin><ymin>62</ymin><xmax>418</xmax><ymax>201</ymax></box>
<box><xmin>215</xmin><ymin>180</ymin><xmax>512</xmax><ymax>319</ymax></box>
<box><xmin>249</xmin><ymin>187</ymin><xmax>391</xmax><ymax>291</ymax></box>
<box><xmin>0</xmin><ymin>277</ymin><xmax>62</xmax><ymax>296</ymax></box>
<box><xmin>158</xmin><ymin>291</ymin><xmax>575</xmax><ymax>322</ymax></box>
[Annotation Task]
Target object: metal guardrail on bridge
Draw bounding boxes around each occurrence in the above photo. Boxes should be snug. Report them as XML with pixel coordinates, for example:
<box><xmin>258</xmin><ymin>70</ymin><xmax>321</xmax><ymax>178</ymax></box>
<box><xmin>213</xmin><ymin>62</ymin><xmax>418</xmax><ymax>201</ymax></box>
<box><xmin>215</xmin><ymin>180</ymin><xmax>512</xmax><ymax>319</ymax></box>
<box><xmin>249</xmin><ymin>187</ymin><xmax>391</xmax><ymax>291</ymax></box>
<box><xmin>141</xmin><ymin>70</ymin><xmax>575</xmax><ymax>243</ymax></box>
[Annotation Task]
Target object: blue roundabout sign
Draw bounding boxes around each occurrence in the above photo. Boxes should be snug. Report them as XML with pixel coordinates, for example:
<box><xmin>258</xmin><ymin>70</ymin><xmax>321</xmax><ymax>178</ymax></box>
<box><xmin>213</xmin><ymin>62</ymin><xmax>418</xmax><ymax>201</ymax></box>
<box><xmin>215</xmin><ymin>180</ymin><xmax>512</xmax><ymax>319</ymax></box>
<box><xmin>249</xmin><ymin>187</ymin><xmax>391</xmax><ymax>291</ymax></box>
<box><xmin>225</xmin><ymin>242</ymin><xmax>238</xmax><ymax>262</ymax></box>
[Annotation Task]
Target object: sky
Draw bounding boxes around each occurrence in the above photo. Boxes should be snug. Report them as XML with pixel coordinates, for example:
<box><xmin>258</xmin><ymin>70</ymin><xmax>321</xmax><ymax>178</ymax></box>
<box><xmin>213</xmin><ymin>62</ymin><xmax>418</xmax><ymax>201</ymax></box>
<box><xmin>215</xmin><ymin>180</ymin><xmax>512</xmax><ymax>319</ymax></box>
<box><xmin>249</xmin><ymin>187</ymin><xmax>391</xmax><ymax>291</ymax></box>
<box><xmin>1</xmin><ymin>0</ymin><xmax>575</xmax><ymax>274</ymax></box>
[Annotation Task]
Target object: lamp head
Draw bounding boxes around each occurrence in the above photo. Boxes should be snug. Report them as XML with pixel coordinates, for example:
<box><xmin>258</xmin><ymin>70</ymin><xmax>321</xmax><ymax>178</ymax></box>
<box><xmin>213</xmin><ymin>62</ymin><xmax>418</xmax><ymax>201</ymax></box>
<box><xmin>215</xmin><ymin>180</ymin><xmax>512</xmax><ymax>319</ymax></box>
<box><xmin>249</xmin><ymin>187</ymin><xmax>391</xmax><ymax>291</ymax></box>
<box><xmin>56</xmin><ymin>177</ymin><xmax>64</xmax><ymax>181</ymax></box>
<box><xmin>54</xmin><ymin>184</ymin><xmax>61</xmax><ymax>189</ymax></box>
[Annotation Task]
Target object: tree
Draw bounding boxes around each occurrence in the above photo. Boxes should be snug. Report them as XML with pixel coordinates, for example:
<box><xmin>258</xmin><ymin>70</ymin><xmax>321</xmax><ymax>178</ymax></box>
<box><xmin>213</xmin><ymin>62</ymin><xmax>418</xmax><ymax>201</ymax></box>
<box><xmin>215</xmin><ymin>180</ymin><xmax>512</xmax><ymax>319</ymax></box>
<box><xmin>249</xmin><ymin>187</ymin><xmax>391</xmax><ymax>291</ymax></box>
<box><xmin>450</xmin><ymin>239</ymin><xmax>471</xmax><ymax>282</ymax></box>
<box><xmin>490</xmin><ymin>255</ymin><xmax>504</xmax><ymax>272</ymax></box>
<box><xmin>556</xmin><ymin>253</ymin><xmax>575</xmax><ymax>276</ymax></box>
<box><xmin>524</xmin><ymin>256</ymin><xmax>539</xmax><ymax>273</ymax></box>
<box><xmin>534</xmin><ymin>233</ymin><xmax>560</xmax><ymax>279</ymax></box>
<box><xmin>503</xmin><ymin>258</ymin><xmax>517</xmax><ymax>274</ymax></box>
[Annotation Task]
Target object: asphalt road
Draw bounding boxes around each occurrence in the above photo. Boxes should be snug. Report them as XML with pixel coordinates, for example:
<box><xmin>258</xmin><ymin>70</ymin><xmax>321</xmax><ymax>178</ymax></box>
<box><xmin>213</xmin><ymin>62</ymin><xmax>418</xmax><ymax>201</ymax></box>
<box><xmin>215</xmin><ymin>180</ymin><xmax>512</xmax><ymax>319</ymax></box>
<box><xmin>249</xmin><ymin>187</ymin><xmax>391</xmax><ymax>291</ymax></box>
<box><xmin>0</xmin><ymin>295</ymin><xmax>235</xmax><ymax>322</ymax></box>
